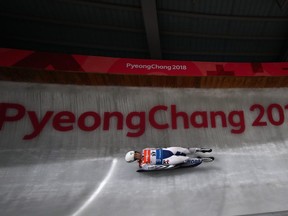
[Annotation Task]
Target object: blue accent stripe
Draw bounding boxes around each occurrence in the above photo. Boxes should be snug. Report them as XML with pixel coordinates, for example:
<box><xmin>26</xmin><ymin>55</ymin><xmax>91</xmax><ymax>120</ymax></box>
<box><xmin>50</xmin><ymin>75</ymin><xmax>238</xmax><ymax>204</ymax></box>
<box><xmin>156</xmin><ymin>149</ymin><xmax>163</xmax><ymax>165</ymax></box>
<box><xmin>163</xmin><ymin>150</ymin><xmax>174</xmax><ymax>159</ymax></box>
<box><xmin>175</xmin><ymin>151</ymin><xmax>186</xmax><ymax>156</ymax></box>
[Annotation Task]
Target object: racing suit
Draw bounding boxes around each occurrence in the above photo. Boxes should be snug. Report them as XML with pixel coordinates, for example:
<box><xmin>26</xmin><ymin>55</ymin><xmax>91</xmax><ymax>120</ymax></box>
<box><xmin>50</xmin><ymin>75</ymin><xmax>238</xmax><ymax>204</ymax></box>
<box><xmin>138</xmin><ymin>147</ymin><xmax>198</xmax><ymax>171</ymax></box>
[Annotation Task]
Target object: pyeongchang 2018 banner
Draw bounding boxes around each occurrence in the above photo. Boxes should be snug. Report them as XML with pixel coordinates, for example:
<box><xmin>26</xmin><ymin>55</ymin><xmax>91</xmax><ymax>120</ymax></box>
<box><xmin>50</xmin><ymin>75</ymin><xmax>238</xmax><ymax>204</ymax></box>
<box><xmin>1</xmin><ymin>81</ymin><xmax>288</xmax><ymax>149</ymax></box>
<box><xmin>1</xmin><ymin>48</ymin><xmax>288</xmax><ymax>76</ymax></box>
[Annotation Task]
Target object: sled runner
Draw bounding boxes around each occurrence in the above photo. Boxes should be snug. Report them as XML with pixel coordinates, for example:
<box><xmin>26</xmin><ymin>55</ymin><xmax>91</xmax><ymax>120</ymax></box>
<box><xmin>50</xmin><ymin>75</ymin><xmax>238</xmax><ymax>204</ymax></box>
<box><xmin>136</xmin><ymin>156</ymin><xmax>214</xmax><ymax>172</ymax></box>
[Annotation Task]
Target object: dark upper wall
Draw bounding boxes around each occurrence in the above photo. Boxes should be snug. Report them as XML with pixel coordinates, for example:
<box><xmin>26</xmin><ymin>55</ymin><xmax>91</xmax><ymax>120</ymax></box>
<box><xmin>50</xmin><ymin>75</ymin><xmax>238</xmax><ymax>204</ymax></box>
<box><xmin>1</xmin><ymin>0</ymin><xmax>288</xmax><ymax>62</ymax></box>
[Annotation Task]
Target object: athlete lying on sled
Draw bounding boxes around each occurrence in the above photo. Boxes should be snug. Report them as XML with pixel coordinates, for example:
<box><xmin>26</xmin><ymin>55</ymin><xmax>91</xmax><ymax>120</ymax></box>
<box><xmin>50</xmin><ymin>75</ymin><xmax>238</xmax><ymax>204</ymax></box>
<box><xmin>125</xmin><ymin>147</ymin><xmax>214</xmax><ymax>172</ymax></box>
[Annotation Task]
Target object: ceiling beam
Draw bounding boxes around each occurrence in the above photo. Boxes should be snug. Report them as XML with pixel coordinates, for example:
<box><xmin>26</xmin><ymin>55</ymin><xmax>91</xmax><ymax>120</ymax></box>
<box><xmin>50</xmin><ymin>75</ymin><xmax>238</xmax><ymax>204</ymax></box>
<box><xmin>61</xmin><ymin>0</ymin><xmax>141</xmax><ymax>11</ymax></box>
<box><xmin>2</xmin><ymin>12</ymin><xmax>285</xmax><ymax>41</ymax></box>
<box><xmin>0</xmin><ymin>12</ymin><xmax>144</xmax><ymax>33</ymax></box>
<box><xmin>162</xmin><ymin>30</ymin><xmax>286</xmax><ymax>41</ymax></box>
<box><xmin>1</xmin><ymin>36</ymin><xmax>147</xmax><ymax>53</ymax></box>
<box><xmin>140</xmin><ymin>0</ymin><xmax>162</xmax><ymax>59</ymax></box>
<box><xmin>276</xmin><ymin>0</ymin><xmax>288</xmax><ymax>9</ymax></box>
<box><xmin>159</xmin><ymin>9</ymin><xmax>288</xmax><ymax>22</ymax></box>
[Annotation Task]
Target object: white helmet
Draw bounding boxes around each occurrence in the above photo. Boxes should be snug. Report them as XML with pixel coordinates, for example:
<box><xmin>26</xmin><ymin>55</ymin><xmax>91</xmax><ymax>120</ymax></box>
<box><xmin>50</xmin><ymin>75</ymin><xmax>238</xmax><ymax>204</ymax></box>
<box><xmin>125</xmin><ymin>151</ymin><xmax>135</xmax><ymax>163</ymax></box>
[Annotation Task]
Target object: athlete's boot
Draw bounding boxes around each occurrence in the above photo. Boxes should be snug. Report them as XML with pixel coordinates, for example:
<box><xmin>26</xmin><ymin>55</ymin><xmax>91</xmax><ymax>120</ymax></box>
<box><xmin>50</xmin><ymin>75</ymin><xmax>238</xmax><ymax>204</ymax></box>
<box><xmin>197</xmin><ymin>156</ymin><xmax>214</xmax><ymax>162</ymax></box>
<box><xmin>195</xmin><ymin>148</ymin><xmax>212</xmax><ymax>153</ymax></box>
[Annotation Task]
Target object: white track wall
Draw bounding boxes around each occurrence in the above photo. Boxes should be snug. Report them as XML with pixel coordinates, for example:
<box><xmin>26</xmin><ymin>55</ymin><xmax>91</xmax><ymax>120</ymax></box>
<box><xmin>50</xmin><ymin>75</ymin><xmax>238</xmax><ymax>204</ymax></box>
<box><xmin>1</xmin><ymin>81</ymin><xmax>288</xmax><ymax>216</ymax></box>
<box><xmin>1</xmin><ymin>82</ymin><xmax>288</xmax><ymax>152</ymax></box>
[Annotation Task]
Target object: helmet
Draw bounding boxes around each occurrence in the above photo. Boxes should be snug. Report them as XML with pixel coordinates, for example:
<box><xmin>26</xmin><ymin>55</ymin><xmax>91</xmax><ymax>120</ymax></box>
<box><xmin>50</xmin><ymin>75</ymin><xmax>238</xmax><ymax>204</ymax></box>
<box><xmin>125</xmin><ymin>151</ymin><xmax>135</xmax><ymax>163</ymax></box>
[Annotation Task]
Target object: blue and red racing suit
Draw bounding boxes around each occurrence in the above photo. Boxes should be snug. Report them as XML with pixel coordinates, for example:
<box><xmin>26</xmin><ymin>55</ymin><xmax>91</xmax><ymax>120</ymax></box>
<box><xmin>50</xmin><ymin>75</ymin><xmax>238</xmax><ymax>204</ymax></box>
<box><xmin>138</xmin><ymin>147</ymin><xmax>193</xmax><ymax>171</ymax></box>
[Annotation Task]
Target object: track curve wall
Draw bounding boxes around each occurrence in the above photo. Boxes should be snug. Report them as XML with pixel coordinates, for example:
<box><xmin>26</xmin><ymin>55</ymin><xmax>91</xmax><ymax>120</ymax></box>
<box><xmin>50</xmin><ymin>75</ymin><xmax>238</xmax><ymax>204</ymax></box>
<box><xmin>1</xmin><ymin>81</ymin><xmax>288</xmax><ymax>216</ymax></box>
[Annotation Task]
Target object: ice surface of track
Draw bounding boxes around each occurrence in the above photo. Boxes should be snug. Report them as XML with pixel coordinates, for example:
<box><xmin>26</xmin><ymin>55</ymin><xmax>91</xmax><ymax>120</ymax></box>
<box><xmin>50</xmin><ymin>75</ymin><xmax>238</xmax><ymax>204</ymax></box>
<box><xmin>1</xmin><ymin>82</ymin><xmax>288</xmax><ymax>216</ymax></box>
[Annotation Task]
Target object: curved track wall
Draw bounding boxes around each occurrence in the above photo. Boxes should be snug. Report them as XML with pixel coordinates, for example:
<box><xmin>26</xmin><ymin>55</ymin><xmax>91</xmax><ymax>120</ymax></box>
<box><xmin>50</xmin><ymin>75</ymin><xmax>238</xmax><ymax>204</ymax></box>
<box><xmin>1</xmin><ymin>81</ymin><xmax>288</xmax><ymax>216</ymax></box>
